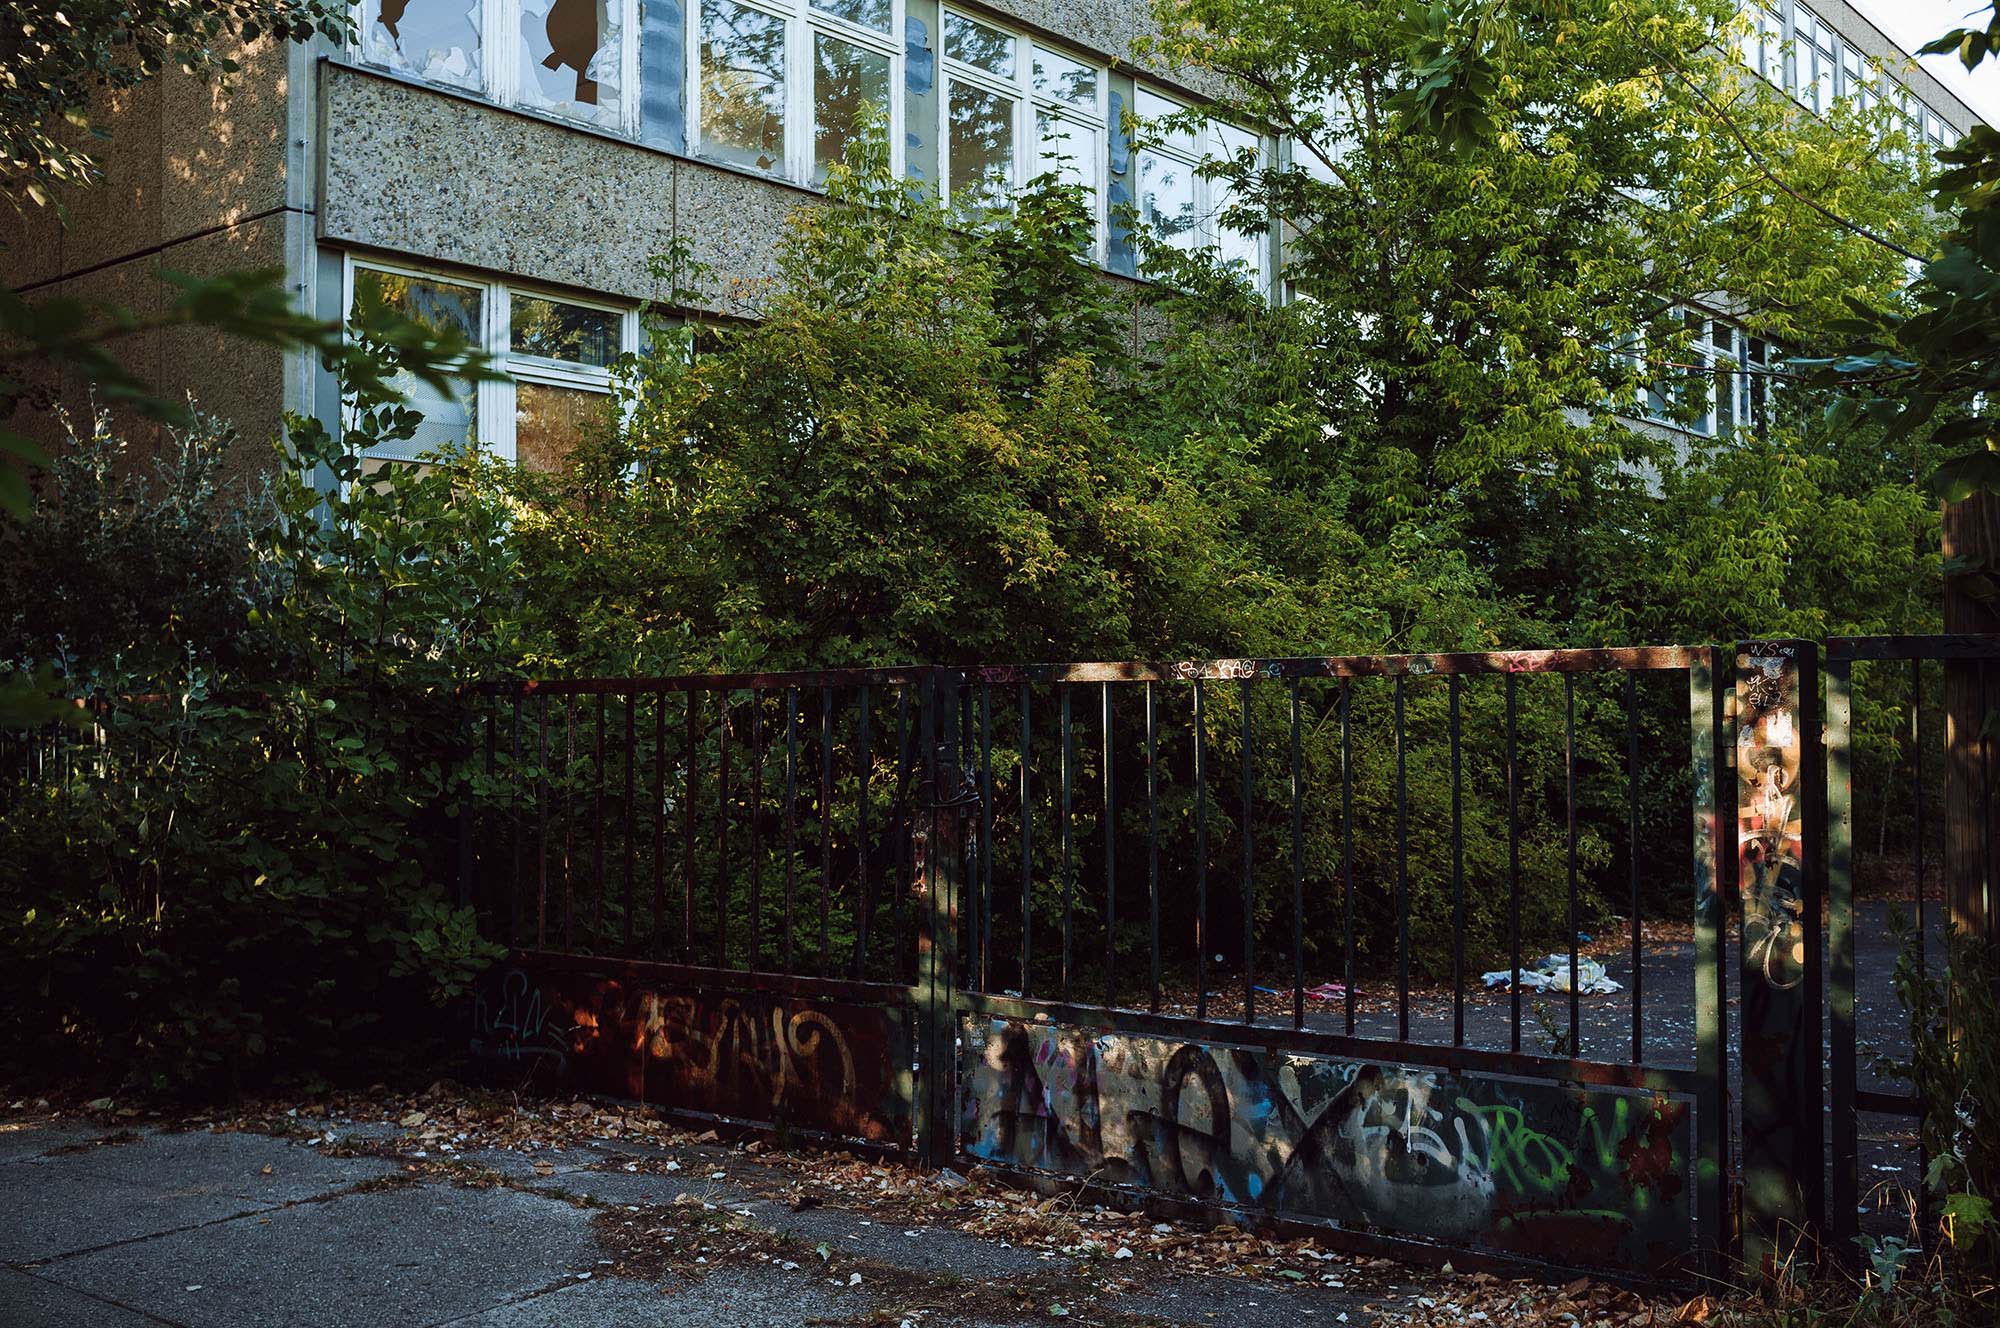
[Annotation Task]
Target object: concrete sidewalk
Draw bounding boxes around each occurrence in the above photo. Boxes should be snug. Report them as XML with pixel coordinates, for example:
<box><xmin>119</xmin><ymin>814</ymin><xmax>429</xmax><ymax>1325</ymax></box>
<box><xmin>0</xmin><ymin>1116</ymin><xmax>1423</xmax><ymax>1327</ymax></box>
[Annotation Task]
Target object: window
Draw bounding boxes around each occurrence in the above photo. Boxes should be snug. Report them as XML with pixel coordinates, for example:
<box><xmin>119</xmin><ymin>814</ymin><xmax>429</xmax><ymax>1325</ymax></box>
<box><xmin>358</xmin><ymin>0</ymin><xmax>637</xmax><ymax>131</ymax></box>
<box><xmin>349</xmin><ymin>265</ymin><xmax>484</xmax><ymax>462</ymax></box>
<box><xmin>691</xmin><ymin>0</ymin><xmax>902</xmax><ymax>181</ymax></box>
<box><xmin>934</xmin><ymin>10</ymin><xmax>1107</xmax><ymax>252</ymax></box>
<box><xmin>1739</xmin><ymin>4</ymin><xmax>1780</xmax><ymax>88</ymax></box>
<box><xmin>345</xmin><ymin>258</ymin><xmax>638</xmax><ymax>472</ymax></box>
<box><xmin>362</xmin><ymin>0</ymin><xmax>484</xmax><ymax>91</ymax></box>
<box><xmin>1133</xmin><ymin>89</ymin><xmax>1269</xmax><ymax>290</ymax></box>
<box><xmin>1631</xmin><ymin>308</ymin><xmax>1767</xmax><ymax>438</ymax></box>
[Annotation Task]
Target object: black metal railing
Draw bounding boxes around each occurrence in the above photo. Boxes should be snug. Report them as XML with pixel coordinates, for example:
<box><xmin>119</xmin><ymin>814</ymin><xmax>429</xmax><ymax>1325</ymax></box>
<box><xmin>467</xmin><ymin>667</ymin><xmax>940</xmax><ymax>990</ymax></box>
<box><xmin>1827</xmin><ymin>634</ymin><xmax>2000</xmax><ymax>1259</ymax></box>
<box><xmin>954</xmin><ymin>649</ymin><xmax>1712</xmax><ymax>1071</ymax></box>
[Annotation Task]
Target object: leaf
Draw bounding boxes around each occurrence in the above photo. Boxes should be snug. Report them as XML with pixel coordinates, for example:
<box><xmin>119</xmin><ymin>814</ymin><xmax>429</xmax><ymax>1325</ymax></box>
<box><xmin>1942</xmin><ymin>1191</ymin><xmax>1995</xmax><ymax>1237</ymax></box>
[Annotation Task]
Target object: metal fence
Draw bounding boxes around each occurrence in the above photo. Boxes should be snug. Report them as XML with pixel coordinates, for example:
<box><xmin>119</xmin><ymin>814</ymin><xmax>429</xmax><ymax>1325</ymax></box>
<box><xmin>465</xmin><ymin>649</ymin><xmax>1730</xmax><ymax>1284</ymax></box>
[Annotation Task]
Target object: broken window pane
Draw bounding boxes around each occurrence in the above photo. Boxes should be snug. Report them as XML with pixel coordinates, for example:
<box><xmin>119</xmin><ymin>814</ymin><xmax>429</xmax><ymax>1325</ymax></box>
<box><xmin>510</xmin><ymin>295</ymin><xmax>620</xmax><ymax>367</ymax></box>
<box><xmin>812</xmin><ymin>0</ymin><xmax>890</xmax><ymax>34</ymax></box>
<box><xmin>944</xmin><ymin>12</ymin><xmax>1014</xmax><ymax>79</ymax></box>
<box><xmin>701</xmin><ymin>0</ymin><xmax>788</xmax><ymax>172</ymax></box>
<box><xmin>350</xmin><ymin>268</ymin><xmax>482</xmax><ymax>458</ymax></box>
<box><xmin>948</xmin><ymin>80</ymin><xmax>1014</xmax><ymax>210</ymax></box>
<box><xmin>516</xmin><ymin>381</ymin><xmax>610</xmax><ymax>473</ymax></box>
<box><xmin>518</xmin><ymin>0</ymin><xmax>623</xmax><ymax>125</ymax></box>
<box><xmin>1032</xmin><ymin>48</ymin><xmax>1095</xmax><ymax>111</ymax></box>
<box><xmin>362</xmin><ymin>0</ymin><xmax>483</xmax><ymax>91</ymax></box>
<box><xmin>814</xmin><ymin>33</ymin><xmax>891</xmax><ymax>182</ymax></box>
<box><xmin>1136</xmin><ymin>148</ymin><xmax>1196</xmax><ymax>252</ymax></box>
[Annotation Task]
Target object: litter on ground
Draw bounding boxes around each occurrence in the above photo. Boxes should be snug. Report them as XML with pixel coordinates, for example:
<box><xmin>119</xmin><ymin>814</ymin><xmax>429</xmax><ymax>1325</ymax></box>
<box><xmin>1480</xmin><ymin>953</ymin><xmax>1622</xmax><ymax>995</ymax></box>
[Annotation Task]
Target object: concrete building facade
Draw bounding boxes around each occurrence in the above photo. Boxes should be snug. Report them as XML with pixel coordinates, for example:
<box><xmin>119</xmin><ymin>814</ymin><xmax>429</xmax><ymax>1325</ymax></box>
<box><xmin>0</xmin><ymin>0</ymin><xmax>1984</xmax><ymax>475</ymax></box>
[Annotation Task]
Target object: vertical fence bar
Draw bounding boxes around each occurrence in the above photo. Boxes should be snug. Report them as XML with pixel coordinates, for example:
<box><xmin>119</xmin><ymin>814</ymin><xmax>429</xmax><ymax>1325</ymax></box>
<box><xmin>564</xmin><ymin>698</ymin><xmax>575</xmax><ymax>951</ymax></box>
<box><xmin>819</xmin><ymin>687</ymin><xmax>833</xmax><ymax>976</ymax></box>
<box><xmin>853</xmin><ymin>686</ymin><xmax>872</xmax><ymax>980</ymax></box>
<box><xmin>1450</xmin><ymin>673</ymin><xmax>1465</xmax><ymax>1047</ymax></box>
<box><xmin>624</xmin><ymin>693</ymin><xmax>636</xmax><ymax>952</ymax></box>
<box><xmin>979</xmin><ymin>684</ymin><xmax>994</xmax><ymax>993</ymax></box>
<box><xmin>1507</xmin><ymin>672</ymin><xmax>1522</xmax><ymax>1053</ymax></box>
<box><xmin>749</xmin><ymin>697</ymin><xmax>764</xmax><ymax>970</ymax></box>
<box><xmin>593</xmin><ymin>693</ymin><xmax>605</xmax><ymax>947</ymax></box>
<box><xmin>717</xmin><ymin>692</ymin><xmax>731</xmax><ymax>969</ymax></box>
<box><xmin>1829</xmin><ymin>653</ymin><xmax>1859</xmax><ymax>1262</ymax></box>
<box><xmin>917</xmin><ymin>669</ymin><xmax>964</xmax><ymax>1169</ymax></box>
<box><xmin>892</xmin><ymin>686</ymin><xmax>909</xmax><ymax>981</ymax></box>
<box><xmin>1914</xmin><ymin>657</ymin><xmax>1927</xmax><ymax>980</ymax></box>
<box><xmin>1103</xmin><ymin>683</ymin><xmax>1117</xmax><ymax>1010</ymax></box>
<box><xmin>685</xmin><ymin>690</ymin><xmax>699</xmax><ymax>966</ymax></box>
<box><xmin>1241</xmin><ymin>679</ymin><xmax>1256</xmax><ymax>1025</ymax></box>
<box><xmin>1912</xmin><ymin>659</ymin><xmax>1936</xmax><ymax>1280</ymax></box>
<box><xmin>1195</xmin><ymin>678</ymin><xmax>1210</xmax><ymax>1023</ymax></box>
<box><xmin>783</xmin><ymin>690</ymin><xmax>798</xmax><ymax>974</ymax></box>
<box><xmin>1147</xmin><ymin>682</ymin><xmax>1162</xmax><ymax>1014</ymax></box>
<box><xmin>1019</xmin><ymin>683</ymin><xmax>1033</xmax><ymax>998</ymax></box>
<box><xmin>1627</xmin><ymin>671</ymin><xmax>1643</xmax><ymax>1064</ymax></box>
<box><xmin>1565</xmin><ymin>673</ymin><xmax>1580</xmax><ymax>1049</ymax></box>
<box><xmin>1060</xmin><ymin>687</ymin><xmax>1074</xmax><ymax>1004</ymax></box>
<box><xmin>1341</xmin><ymin>678</ymin><xmax>1355</xmax><ymax>1037</ymax></box>
<box><xmin>654</xmin><ymin>692</ymin><xmax>667</xmax><ymax>958</ymax></box>
<box><xmin>537</xmin><ymin>696</ymin><xmax>549</xmax><ymax>948</ymax></box>
<box><xmin>1395</xmin><ymin>674</ymin><xmax>1409</xmax><ymax>1042</ymax></box>
<box><xmin>509</xmin><ymin>697</ymin><xmax>523</xmax><ymax>946</ymax></box>
<box><xmin>1736</xmin><ymin>640</ymin><xmax>1824</xmax><ymax>1274</ymax></box>
<box><xmin>1290</xmin><ymin>678</ymin><xmax>1304</xmax><ymax>1032</ymax></box>
<box><xmin>1690</xmin><ymin>649</ymin><xmax>1731</xmax><ymax>1277</ymax></box>
<box><xmin>484</xmin><ymin>706</ymin><xmax>496</xmax><ymax>930</ymax></box>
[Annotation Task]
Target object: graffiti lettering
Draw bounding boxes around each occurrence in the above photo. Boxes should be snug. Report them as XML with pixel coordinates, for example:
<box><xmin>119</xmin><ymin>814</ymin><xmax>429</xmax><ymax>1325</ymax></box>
<box><xmin>961</xmin><ymin>1019</ymin><xmax>1693</xmax><ymax>1277</ymax></box>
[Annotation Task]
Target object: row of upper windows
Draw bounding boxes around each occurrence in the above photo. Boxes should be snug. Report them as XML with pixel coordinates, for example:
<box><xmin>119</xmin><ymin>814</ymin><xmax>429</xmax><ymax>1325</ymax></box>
<box><xmin>1737</xmin><ymin>2</ymin><xmax>1955</xmax><ymax>160</ymax></box>
<box><xmin>1627</xmin><ymin>310</ymin><xmax>1776</xmax><ymax>439</ymax></box>
<box><xmin>353</xmin><ymin>0</ymin><xmax>1272</xmax><ymax>288</ymax></box>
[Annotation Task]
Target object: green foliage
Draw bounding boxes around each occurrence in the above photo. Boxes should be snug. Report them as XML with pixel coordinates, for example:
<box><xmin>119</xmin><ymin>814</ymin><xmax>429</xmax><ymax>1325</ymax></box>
<box><xmin>1878</xmin><ymin>914</ymin><xmax>2000</xmax><ymax>1279</ymax></box>
<box><xmin>0</xmin><ymin>353</ymin><xmax>510</xmax><ymax>1093</ymax></box>
<box><xmin>0</xmin><ymin>0</ymin><xmax>353</xmax><ymax>213</ymax></box>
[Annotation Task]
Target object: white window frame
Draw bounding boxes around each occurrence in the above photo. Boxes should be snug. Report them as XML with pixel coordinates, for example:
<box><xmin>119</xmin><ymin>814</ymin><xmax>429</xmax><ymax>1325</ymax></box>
<box><xmin>1132</xmin><ymin>87</ymin><xmax>1271</xmax><ymax>293</ymax></box>
<box><xmin>687</xmin><ymin>0</ymin><xmax>906</xmax><ymax>185</ymax></box>
<box><xmin>353</xmin><ymin>0</ymin><xmax>642</xmax><ymax>135</ymax></box>
<box><xmin>342</xmin><ymin>254</ymin><xmax>640</xmax><ymax>465</ymax></box>
<box><xmin>936</xmin><ymin>9</ymin><xmax>1108</xmax><ymax>257</ymax></box>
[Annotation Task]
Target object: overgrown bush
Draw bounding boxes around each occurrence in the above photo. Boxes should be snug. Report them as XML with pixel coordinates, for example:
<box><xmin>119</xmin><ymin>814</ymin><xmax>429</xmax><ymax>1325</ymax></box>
<box><xmin>0</xmin><ymin>373</ymin><xmax>509</xmax><ymax>1092</ymax></box>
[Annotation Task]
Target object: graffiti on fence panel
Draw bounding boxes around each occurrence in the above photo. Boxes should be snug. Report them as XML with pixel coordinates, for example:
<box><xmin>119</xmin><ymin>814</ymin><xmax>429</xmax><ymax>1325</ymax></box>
<box><xmin>960</xmin><ymin>1019</ymin><xmax>1692</xmax><ymax>1276</ymax></box>
<box><xmin>469</xmin><ymin>966</ymin><xmax>580</xmax><ymax>1084</ymax></box>
<box><xmin>1738</xmin><ymin>649</ymin><xmax>1806</xmax><ymax>992</ymax></box>
<box><xmin>637</xmin><ymin>992</ymin><xmax>907</xmax><ymax>1143</ymax></box>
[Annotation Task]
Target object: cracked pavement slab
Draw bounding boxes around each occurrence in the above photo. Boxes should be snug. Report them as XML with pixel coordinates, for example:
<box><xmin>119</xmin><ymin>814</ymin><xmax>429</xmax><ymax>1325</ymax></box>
<box><xmin>0</xmin><ymin>1111</ymin><xmax>1578</xmax><ymax>1326</ymax></box>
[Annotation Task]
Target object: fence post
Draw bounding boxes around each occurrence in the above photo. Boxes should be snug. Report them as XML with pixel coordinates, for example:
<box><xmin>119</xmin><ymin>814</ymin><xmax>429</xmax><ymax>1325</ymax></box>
<box><xmin>1826</xmin><ymin>652</ymin><xmax>1859</xmax><ymax>1267</ymax></box>
<box><xmin>913</xmin><ymin>668</ymin><xmax>966</xmax><ymax>1169</ymax></box>
<box><xmin>1734</xmin><ymin>640</ymin><xmax>1826</xmax><ymax>1277</ymax></box>
<box><xmin>456</xmin><ymin>695</ymin><xmax>476</xmax><ymax>912</ymax></box>
<box><xmin>1690</xmin><ymin>647</ymin><xmax>1732</xmax><ymax>1279</ymax></box>
<box><xmin>1943</xmin><ymin>498</ymin><xmax>2000</xmax><ymax>942</ymax></box>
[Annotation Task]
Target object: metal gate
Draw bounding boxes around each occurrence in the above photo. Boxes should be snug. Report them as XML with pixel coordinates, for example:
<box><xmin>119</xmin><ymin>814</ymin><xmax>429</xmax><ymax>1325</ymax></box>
<box><xmin>941</xmin><ymin>650</ymin><xmax>1727</xmax><ymax>1285</ymax></box>
<box><xmin>460</xmin><ymin>649</ymin><xmax>1734</xmax><ymax>1284</ymax></box>
<box><xmin>460</xmin><ymin>640</ymin><xmax>1974</xmax><ymax>1286</ymax></box>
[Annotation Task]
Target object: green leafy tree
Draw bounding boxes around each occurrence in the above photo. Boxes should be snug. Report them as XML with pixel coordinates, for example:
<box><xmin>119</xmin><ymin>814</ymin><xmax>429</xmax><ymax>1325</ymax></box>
<box><xmin>1139</xmin><ymin>0</ymin><xmax>1936</xmax><ymax>540</ymax></box>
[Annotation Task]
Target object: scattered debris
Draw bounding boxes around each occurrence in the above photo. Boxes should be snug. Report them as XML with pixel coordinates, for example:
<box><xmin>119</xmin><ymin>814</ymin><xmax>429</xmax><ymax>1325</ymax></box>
<box><xmin>1481</xmin><ymin>953</ymin><xmax>1622</xmax><ymax>995</ymax></box>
